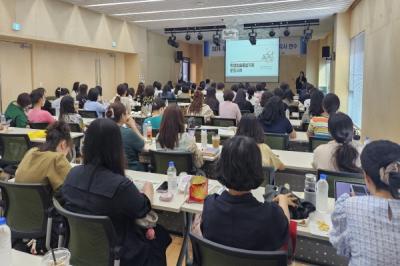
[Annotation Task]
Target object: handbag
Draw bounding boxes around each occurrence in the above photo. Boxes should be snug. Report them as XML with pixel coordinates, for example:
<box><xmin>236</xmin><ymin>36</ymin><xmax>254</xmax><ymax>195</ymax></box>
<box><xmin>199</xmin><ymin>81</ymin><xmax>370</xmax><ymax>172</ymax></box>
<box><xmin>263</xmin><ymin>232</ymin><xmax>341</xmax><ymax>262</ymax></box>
<box><xmin>136</xmin><ymin>210</ymin><xmax>158</xmax><ymax>240</ymax></box>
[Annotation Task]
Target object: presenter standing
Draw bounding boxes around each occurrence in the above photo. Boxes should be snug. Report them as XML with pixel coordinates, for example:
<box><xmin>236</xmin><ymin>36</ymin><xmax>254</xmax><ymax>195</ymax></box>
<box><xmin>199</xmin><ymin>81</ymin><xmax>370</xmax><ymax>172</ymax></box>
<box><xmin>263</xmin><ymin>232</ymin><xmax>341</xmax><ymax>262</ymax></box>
<box><xmin>296</xmin><ymin>71</ymin><xmax>307</xmax><ymax>94</ymax></box>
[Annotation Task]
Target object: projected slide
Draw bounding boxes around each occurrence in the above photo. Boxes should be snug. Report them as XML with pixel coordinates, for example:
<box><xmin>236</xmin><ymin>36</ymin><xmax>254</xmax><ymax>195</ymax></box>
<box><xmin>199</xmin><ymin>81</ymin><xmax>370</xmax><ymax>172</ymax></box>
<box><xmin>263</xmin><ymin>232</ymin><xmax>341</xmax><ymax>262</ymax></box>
<box><xmin>225</xmin><ymin>39</ymin><xmax>280</xmax><ymax>82</ymax></box>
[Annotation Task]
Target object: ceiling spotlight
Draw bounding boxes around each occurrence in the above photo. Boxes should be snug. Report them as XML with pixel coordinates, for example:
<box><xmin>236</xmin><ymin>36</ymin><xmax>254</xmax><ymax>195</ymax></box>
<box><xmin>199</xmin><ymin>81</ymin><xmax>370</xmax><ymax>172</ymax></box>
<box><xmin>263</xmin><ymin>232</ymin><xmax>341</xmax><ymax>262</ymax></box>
<box><xmin>248</xmin><ymin>29</ymin><xmax>257</xmax><ymax>45</ymax></box>
<box><xmin>269</xmin><ymin>29</ymin><xmax>276</xmax><ymax>38</ymax></box>
<box><xmin>185</xmin><ymin>32</ymin><xmax>191</xmax><ymax>41</ymax></box>
<box><xmin>284</xmin><ymin>27</ymin><xmax>290</xmax><ymax>37</ymax></box>
<box><xmin>197</xmin><ymin>32</ymin><xmax>203</xmax><ymax>41</ymax></box>
<box><xmin>213</xmin><ymin>31</ymin><xmax>221</xmax><ymax>46</ymax></box>
<box><xmin>167</xmin><ymin>34</ymin><xmax>179</xmax><ymax>48</ymax></box>
<box><xmin>303</xmin><ymin>25</ymin><xmax>313</xmax><ymax>42</ymax></box>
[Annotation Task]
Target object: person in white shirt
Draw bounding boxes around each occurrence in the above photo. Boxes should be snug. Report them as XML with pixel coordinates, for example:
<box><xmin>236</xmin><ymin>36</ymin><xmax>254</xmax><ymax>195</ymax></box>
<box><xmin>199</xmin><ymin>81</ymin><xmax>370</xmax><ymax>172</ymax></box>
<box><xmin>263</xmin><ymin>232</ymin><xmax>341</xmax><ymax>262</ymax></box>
<box><xmin>52</xmin><ymin>88</ymin><xmax>70</xmax><ymax>116</ymax></box>
<box><xmin>216</xmin><ymin>82</ymin><xmax>225</xmax><ymax>103</ymax></box>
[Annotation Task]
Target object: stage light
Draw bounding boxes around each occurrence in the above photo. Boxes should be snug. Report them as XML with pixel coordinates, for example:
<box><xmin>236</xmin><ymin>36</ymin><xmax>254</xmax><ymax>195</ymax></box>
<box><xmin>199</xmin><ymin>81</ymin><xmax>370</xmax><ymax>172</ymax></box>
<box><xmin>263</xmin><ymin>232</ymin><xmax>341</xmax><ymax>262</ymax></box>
<box><xmin>303</xmin><ymin>25</ymin><xmax>313</xmax><ymax>42</ymax></box>
<box><xmin>213</xmin><ymin>31</ymin><xmax>221</xmax><ymax>46</ymax></box>
<box><xmin>167</xmin><ymin>34</ymin><xmax>179</xmax><ymax>48</ymax></box>
<box><xmin>269</xmin><ymin>29</ymin><xmax>276</xmax><ymax>37</ymax></box>
<box><xmin>197</xmin><ymin>32</ymin><xmax>203</xmax><ymax>40</ymax></box>
<box><xmin>185</xmin><ymin>32</ymin><xmax>191</xmax><ymax>41</ymax></box>
<box><xmin>248</xmin><ymin>29</ymin><xmax>257</xmax><ymax>45</ymax></box>
<box><xmin>284</xmin><ymin>27</ymin><xmax>290</xmax><ymax>37</ymax></box>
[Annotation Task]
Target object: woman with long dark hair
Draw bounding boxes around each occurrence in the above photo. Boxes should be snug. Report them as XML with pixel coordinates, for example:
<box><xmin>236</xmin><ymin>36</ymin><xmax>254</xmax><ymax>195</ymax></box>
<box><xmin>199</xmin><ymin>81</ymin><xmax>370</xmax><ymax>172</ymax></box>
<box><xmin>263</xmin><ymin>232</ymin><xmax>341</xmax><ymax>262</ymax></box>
<box><xmin>313</xmin><ymin>112</ymin><xmax>362</xmax><ymax>172</ymax></box>
<box><xmin>157</xmin><ymin>105</ymin><xmax>203</xmax><ymax>168</ymax></box>
<box><xmin>71</xmin><ymin>81</ymin><xmax>79</xmax><ymax>99</ymax></box>
<box><xmin>187</xmin><ymin>90</ymin><xmax>214</xmax><ymax>122</ymax></box>
<box><xmin>204</xmin><ymin>87</ymin><xmax>219</xmax><ymax>115</ymax></box>
<box><xmin>61</xmin><ymin>119</ymin><xmax>171</xmax><ymax>265</ymax></box>
<box><xmin>236</xmin><ymin>114</ymin><xmax>284</xmax><ymax>170</ymax></box>
<box><xmin>135</xmin><ymin>82</ymin><xmax>145</xmax><ymax>103</ymax></box>
<box><xmin>160</xmin><ymin>84</ymin><xmax>176</xmax><ymax>100</ymax></box>
<box><xmin>59</xmin><ymin>96</ymin><xmax>84</xmax><ymax>129</ymax></box>
<box><xmin>330</xmin><ymin>140</ymin><xmax>400</xmax><ymax>265</ymax></box>
<box><xmin>76</xmin><ymin>83</ymin><xmax>88</xmax><ymax>109</ymax></box>
<box><xmin>234</xmin><ymin>89</ymin><xmax>254</xmax><ymax>113</ymax></box>
<box><xmin>296</xmin><ymin>71</ymin><xmax>307</xmax><ymax>94</ymax></box>
<box><xmin>258</xmin><ymin>96</ymin><xmax>296</xmax><ymax>139</ymax></box>
<box><xmin>254</xmin><ymin>91</ymin><xmax>273</xmax><ymax>117</ymax></box>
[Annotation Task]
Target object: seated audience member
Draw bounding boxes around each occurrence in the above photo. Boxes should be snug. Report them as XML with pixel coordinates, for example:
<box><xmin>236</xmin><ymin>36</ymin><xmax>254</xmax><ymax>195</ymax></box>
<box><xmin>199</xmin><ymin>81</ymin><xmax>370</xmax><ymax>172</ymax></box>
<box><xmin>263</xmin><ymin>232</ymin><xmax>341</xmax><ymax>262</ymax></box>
<box><xmin>61</xmin><ymin>119</ymin><xmax>171</xmax><ymax>265</ymax></box>
<box><xmin>254</xmin><ymin>91</ymin><xmax>273</xmax><ymax>117</ymax></box>
<box><xmin>330</xmin><ymin>140</ymin><xmax>400</xmax><ymax>265</ymax></box>
<box><xmin>59</xmin><ymin>96</ymin><xmax>84</xmax><ymax>130</ymax></box>
<box><xmin>236</xmin><ymin>114</ymin><xmax>284</xmax><ymax>170</ymax></box>
<box><xmin>204</xmin><ymin>87</ymin><xmax>219</xmax><ymax>115</ymax></box>
<box><xmin>234</xmin><ymin>89</ymin><xmax>254</xmax><ymax>113</ymax></box>
<box><xmin>301</xmin><ymin>88</ymin><xmax>323</xmax><ymax>124</ymax></box>
<box><xmin>177</xmin><ymin>84</ymin><xmax>191</xmax><ymax>99</ymax></box>
<box><xmin>28</xmin><ymin>88</ymin><xmax>56</xmax><ymax>124</ymax></box>
<box><xmin>281</xmin><ymin>86</ymin><xmax>298</xmax><ymax>108</ymax></box>
<box><xmin>156</xmin><ymin>105</ymin><xmax>203</xmax><ymax>168</ymax></box>
<box><xmin>174</xmin><ymin>83</ymin><xmax>182</xmax><ymax>96</ymax></box>
<box><xmin>215</xmin><ymin>82</ymin><xmax>225</xmax><ymax>103</ymax></box>
<box><xmin>218</xmin><ymin>89</ymin><xmax>242</xmax><ymax>123</ymax></box>
<box><xmin>143</xmin><ymin>98</ymin><xmax>166</xmax><ymax>130</ymax></box>
<box><xmin>15</xmin><ymin>121</ymin><xmax>72</xmax><ymax>191</ymax></box>
<box><xmin>201</xmin><ymin>136</ymin><xmax>295</xmax><ymax>250</ymax></box>
<box><xmin>313</xmin><ymin>113</ymin><xmax>362</xmax><ymax>172</ymax></box>
<box><xmin>128</xmin><ymin>87</ymin><xmax>135</xmax><ymax>99</ymax></box>
<box><xmin>153</xmin><ymin>81</ymin><xmax>162</xmax><ymax>98</ymax></box>
<box><xmin>51</xmin><ymin>88</ymin><xmax>70</xmax><ymax>115</ymax></box>
<box><xmin>5</xmin><ymin>93</ymin><xmax>31</xmax><ymax>128</ymax></box>
<box><xmin>84</xmin><ymin>87</ymin><xmax>106</xmax><ymax>117</ymax></box>
<box><xmin>254</xmin><ymin>83</ymin><xmax>264</xmax><ymax>103</ymax></box>
<box><xmin>135</xmin><ymin>82</ymin><xmax>145</xmax><ymax>103</ymax></box>
<box><xmin>71</xmin><ymin>81</ymin><xmax>79</xmax><ymax>99</ymax></box>
<box><xmin>307</xmin><ymin>93</ymin><xmax>340</xmax><ymax>138</ymax></box>
<box><xmin>39</xmin><ymin>87</ymin><xmax>55</xmax><ymax>115</ymax></box>
<box><xmin>95</xmin><ymin>85</ymin><xmax>104</xmax><ymax>103</ymax></box>
<box><xmin>142</xmin><ymin>85</ymin><xmax>155</xmax><ymax>107</ymax></box>
<box><xmin>247</xmin><ymin>87</ymin><xmax>257</xmax><ymax>106</ymax></box>
<box><xmin>258</xmin><ymin>96</ymin><xmax>296</xmax><ymax>139</ymax></box>
<box><xmin>76</xmin><ymin>83</ymin><xmax>88</xmax><ymax>109</ymax></box>
<box><xmin>187</xmin><ymin>90</ymin><xmax>214</xmax><ymax>123</ymax></box>
<box><xmin>112</xmin><ymin>83</ymin><xmax>135</xmax><ymax>111</ymax></box>
<box><xmin>190</xmin><ymin>83</ymin><xmax>197</xmax><ymax>94</ymax></box>
<box><xmin>107</xmin><ymin>103</ymin><xmax>145</xmax><ymax>171</ymax></box>
<box><xmin>160</xmin><ymin>84</ymin><xmax>176</xmax><ymax>100</ymax></box>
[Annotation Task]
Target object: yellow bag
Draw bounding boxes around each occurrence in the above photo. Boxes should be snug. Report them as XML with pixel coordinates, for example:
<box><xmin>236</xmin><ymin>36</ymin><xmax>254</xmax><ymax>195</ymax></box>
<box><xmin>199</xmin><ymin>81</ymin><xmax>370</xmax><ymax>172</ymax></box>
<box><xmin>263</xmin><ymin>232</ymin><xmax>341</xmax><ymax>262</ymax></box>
<box><xmin>27</xmin><ymin>130</ymin><xmax>46</xmax><ymax>140</ymax></box>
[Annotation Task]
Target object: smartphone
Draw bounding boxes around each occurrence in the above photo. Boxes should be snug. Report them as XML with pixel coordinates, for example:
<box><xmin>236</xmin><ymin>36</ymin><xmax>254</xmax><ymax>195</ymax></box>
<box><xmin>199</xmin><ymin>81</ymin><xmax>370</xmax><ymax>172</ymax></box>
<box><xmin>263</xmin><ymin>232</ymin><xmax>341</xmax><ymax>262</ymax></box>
<box><xmin>156</xmin><ymin>181</ymin><xmax>168</xmax><ymax>193</ymax></box>
<box><xmin>350</xmin><ymin>184</ymin><xmax>368</xmax><ymax>196</ymax></box>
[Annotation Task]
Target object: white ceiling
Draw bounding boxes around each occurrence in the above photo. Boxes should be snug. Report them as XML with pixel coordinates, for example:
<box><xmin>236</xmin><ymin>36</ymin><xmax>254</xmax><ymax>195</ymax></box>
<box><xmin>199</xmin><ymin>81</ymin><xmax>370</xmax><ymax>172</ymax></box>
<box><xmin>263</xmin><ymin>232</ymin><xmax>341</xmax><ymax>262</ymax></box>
<box><xmin>59</xmin><ymin>0</ymin><xmax>355</xmax><ymax>41</ymax></box>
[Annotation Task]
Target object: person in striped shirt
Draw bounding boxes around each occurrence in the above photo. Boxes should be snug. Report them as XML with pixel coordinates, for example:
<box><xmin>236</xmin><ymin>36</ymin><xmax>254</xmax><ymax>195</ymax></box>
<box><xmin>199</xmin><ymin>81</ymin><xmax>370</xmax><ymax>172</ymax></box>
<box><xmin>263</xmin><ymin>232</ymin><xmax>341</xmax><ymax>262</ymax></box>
<box><xmin>307</xmin><ymin>93</ymin><xmax>340</xmax><ymax>138</ymax></box>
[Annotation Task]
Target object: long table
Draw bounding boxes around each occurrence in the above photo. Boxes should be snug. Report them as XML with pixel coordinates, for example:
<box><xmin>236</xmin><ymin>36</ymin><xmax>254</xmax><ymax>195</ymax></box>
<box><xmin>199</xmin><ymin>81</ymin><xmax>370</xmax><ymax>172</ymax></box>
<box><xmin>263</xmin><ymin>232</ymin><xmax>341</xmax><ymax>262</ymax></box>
<box><xmin>2</xmin><ymin>127</ymin><xmax>84</xmax><ymax>143</ymax></box>
<box><xmin>12</xmin><ymin>249</ymin><xmax>42</xmax><ymax>266</ymax></box>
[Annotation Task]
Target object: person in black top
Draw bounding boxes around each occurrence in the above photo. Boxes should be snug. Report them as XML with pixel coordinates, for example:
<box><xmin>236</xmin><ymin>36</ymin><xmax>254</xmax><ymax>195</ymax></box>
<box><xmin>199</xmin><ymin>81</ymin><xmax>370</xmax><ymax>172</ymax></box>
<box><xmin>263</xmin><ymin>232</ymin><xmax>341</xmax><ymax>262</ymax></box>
<box><xmin>60</xmin><ymin>119</ymin><xmax>171</xmax><ymax>266</ymax></box>
<box><xmin>205</xmin><ymin>87</ymin><xmax>219</xmax><ymax>115</ymax></box>
<box><xmin>234</xmin><ymin>89</ymin><xmax>254</xmax><ymax>113</ymax></box>
<box><xmin>201</xmin><ymin>136</ymin><xmax>295</xmax><ymax>251</ymax></box>
<box><xmin>76</xmin><ymin>84</ymin><xmax>88</xmax><ymax>109</ymax></box>
<box><xmin>296</xmin><ymin>71</ymin><xmax>307</xmax><ymax>94</ymax></box>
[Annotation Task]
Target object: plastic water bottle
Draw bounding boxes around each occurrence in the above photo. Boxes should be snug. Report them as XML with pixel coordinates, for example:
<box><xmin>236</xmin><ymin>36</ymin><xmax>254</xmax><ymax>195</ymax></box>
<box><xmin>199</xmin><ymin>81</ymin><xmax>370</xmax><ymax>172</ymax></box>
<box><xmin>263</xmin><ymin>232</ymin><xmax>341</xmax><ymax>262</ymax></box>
<box><xmin>146</xmin><ymin>121</ymin><xmax>152</xmax><ymax>140</ymax></box>
<box><xmin>167</xmin><ymin>161</ymin><xmax>178</xmax><ymax>194</ymax></box>
<box><xmin>316</xmin><ymin>174</ymin><xmax>329</xmax><ymax>213</ymax></box>
<box><xmin>142</xmin><ymin>121</ymin><xmax>148</xmax><ymax>140</ymax></box>
<box><xmin>0</xmin><ymin>114</ymin><xmax>6</xmax><ymax>125</ymax></box>
<box><xmin>0</xmin><ymin>217</ymin><xmax>11</xmax><ymax>266</ymax></box>
<box><xmin>201</xmin><ymin>130</ymin><xmax>207</xmax><ymax>149</ymax></box>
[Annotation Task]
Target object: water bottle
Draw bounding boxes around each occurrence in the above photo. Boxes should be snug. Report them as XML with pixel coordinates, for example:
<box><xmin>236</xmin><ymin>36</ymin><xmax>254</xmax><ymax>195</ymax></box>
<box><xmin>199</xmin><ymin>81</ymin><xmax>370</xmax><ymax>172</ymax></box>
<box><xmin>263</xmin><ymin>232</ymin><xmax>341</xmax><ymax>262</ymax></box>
<box><xmin>0</xmin><ymin>114</ymin><xmax>6</xmax><ymax>125</ymax></box>
<box><xmin>304</xmin><ymin>173</ymin><xmax>316</xmax><ymax>206</ymax></box>
<box><xmin>0</xmin><ymin>217</ymin><xmax>11</xmax><ymax>266</ymax></box>
<box><xmin>167</xmin><ymin>161</ymin><xmax>178</xmax><ymax>194</ymax></box>
<box><xmin>142</xmin><ymin>121</ymin><xmax>148</xmax><ymax>140</ymax></box>
<box><xmin>201</xmin><ymin>130</ymin><xmax>207</xmax><ymax>149</ymax></box>
<box><xmin>146</xmin><ymin>121</ymin><xmax>152</xmax><ymax>140</ymax></box>
<box><xmin>316</xmin><ymin>174</ymin><xmax>329</xmax><ymax>213</ymax></box>
<box><xmin>165</xmin><ymin>99</ymin><xmax>169</xmax><ymax>107</ymax></box>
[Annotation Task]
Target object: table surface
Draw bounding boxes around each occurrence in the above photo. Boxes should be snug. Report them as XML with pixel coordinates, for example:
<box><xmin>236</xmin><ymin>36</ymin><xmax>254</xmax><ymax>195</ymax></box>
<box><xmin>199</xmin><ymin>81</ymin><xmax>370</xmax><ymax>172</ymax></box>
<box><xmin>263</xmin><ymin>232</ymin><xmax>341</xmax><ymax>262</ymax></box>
<box><xmin>272</xmin><ymin>149</ymin><xmax>313</xmax><ymax>170</ymax></box>
<box><xmin>3</xmin><ymin>127</ymin><xmax>84</xmax><ymax>143</ymax></box>
<box><xmin>12</xmin><ymin>249</ymin><xmax>42</xmax><ymax>266</ymax></box>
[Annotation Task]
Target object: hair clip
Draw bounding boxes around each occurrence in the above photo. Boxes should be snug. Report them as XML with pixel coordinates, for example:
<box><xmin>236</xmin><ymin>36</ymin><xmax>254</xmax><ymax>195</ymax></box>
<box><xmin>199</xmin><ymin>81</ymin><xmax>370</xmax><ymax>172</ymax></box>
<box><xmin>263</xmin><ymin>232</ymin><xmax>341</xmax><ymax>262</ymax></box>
<box><xmin>379</xmin><ymin>161</ymin><xmax>400</xmax><ymax>185</ymax></box>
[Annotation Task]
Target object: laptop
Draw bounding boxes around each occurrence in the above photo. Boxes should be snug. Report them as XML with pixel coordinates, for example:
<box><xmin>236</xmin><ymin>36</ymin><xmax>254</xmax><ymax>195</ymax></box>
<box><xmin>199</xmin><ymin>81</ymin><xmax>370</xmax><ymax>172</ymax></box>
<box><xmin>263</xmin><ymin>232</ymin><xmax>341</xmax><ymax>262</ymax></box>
<box><xmin>334</xmin><ymin>180</ymin><xmax>369</xmax><ymax>201</ymax></box>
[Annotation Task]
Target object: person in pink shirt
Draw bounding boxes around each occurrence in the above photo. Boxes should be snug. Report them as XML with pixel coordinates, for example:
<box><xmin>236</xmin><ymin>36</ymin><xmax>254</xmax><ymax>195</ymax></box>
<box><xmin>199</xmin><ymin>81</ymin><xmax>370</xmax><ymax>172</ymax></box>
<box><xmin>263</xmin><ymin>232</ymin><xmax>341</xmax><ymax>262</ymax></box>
<box><xmin>218</xmin><ymin>89</ymin><xmax>242</xmax><ymax>124</ymax></box>
<box><xmin>28</xmin><ymin>88</ymin><xmax>55</xmax><ymax>124</ymax></box>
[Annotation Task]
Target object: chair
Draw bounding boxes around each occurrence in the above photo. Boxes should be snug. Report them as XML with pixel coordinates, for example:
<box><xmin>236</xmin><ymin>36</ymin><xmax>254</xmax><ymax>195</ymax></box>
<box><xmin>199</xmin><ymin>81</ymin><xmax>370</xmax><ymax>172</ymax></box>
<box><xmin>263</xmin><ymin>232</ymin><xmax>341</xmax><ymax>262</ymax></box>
<box><xmin>190</xmin><ymin>233</ymin><xmax>287</xmax><ymax>266</ymax></box>
<box><xmin>316</xmin><ymin>169</ymin><xmax>364</xmax><ymax>198</ymax></box>
<box><xmin>0</xmin><ymin>181</ymin><xmax>56</xmax><ymax>250</ymax></box>
<box><xmin>177</xmin><ymin>98</ymin><xmax>191</xmax><ymax>103</ymax></box>
<box><xmin>149</xmin><ymin>150</ymin><xmax>196</xmax><ymax>174</ymax></box>
<box><xmin>309</xmin><ymin>136</ymin><xmax>332</xmax><ymax>151</ymax></box>
<box><xmin>185</xmin><ymin>116</ymin><xmax>205</xmax><ymax>126</ymax></box>
<box><xmin>240</xmin><ymin>110</ymin><xmax>251</xmax><ymax>115</ymax></box>
<box><xmin>78</xmin><ymin>110</ymin><xmax>98</xmax><ymax>118</ymax></box>
<box><xmin>53</xmin><ymin>199</ymin><xmax>120</xmax><ymax>266</ymax></box>
<box><xmin>67</xmin><ymin>123</ymin><xmax>82</xmax><ymax>133</ymax></box>
<box><xmin>29</xmin><ymin>123</ymin><xmax>49</xmax><ymax>130</ymax></box>
<box><xmin>0</xmin><ymin>134</ymin><xmax>31</xmax><ymax>174</ymax></box>
<box><xmin>193</xmin><ymin>129</ymin><xmax>218</xmax><ymax>144</ymax></box>
<box><xmin>264</xmin><ymin>133</ymin><xmax>289</xmax><ymax>150</ymax></box>
<box><xmin>211</xmin><ymin>117</ymin><xmax>236</xmax><ymax>127</ymax></box>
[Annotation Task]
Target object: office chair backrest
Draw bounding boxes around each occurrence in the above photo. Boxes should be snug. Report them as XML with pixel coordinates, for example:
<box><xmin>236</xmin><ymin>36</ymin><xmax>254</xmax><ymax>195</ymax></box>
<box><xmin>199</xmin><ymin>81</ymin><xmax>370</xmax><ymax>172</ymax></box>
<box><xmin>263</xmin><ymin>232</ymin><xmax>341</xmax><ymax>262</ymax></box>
<box><xmin>177</xmin><ymin>98</ymin><xmax>191</xmax><ymax>103</ymax></box>
<box><xmin>150</xmin><ymin>150</ymin><xmax>195</xmax><ymax>175</ymax></box>
<box><xmin>78</xmin><ymin>110</ymin><xmax>98</xmax><ymax>118</ymax></box>
<box><xmin>317</xmin><ymin>169</ymin><xmax>364</xmax><ymax>198</ymax></box>
<box><xmin>190</xmin><ymin>233</ymin><xmax>287</xmax><ymax>266</ymax></box>
<box><xmin>264</xmin><ymin>133</ymin><xmax>289</xmax><ymax>150</ymax></box>
<box><xmin>185</xmin><ymin>116</ymin><xmax>205</xmax><ymax>127</ymax></box>
<box><xmin>309</xmin><ymin>136</ymin><xmax>333</xmax><ymax>151</ymax></box>
<box><xmin>0</xmin><ymin>134</ymin><xmax>31</xmax><ymax>165</ymax></box>
<box><xmin>53</xmin><ymin>199</ymin><xmax>119</xmax><ymax>266</ymax></box>
<box><xmin>0</xmin><ymin>181</ymin><xmax>52</xmax><ymax>239</ymax></box>
<box><xmin>211</xmin><ymin>117</ymin><xmax>236</xmax><ymax>127</ymax></box>
<box><xmin>29</xmin><ymin>123</ymin><xmax>49</xmax><ymax>130</ymax></box>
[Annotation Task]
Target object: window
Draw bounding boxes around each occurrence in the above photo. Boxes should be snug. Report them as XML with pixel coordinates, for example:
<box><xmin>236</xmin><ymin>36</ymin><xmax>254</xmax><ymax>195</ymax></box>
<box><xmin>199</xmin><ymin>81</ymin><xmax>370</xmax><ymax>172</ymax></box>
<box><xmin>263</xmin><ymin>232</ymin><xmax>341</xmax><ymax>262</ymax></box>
<box><xmin>348</xmin><ymin>32</ymin><xmax>365</xmax><ymax>128</ymax></box>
